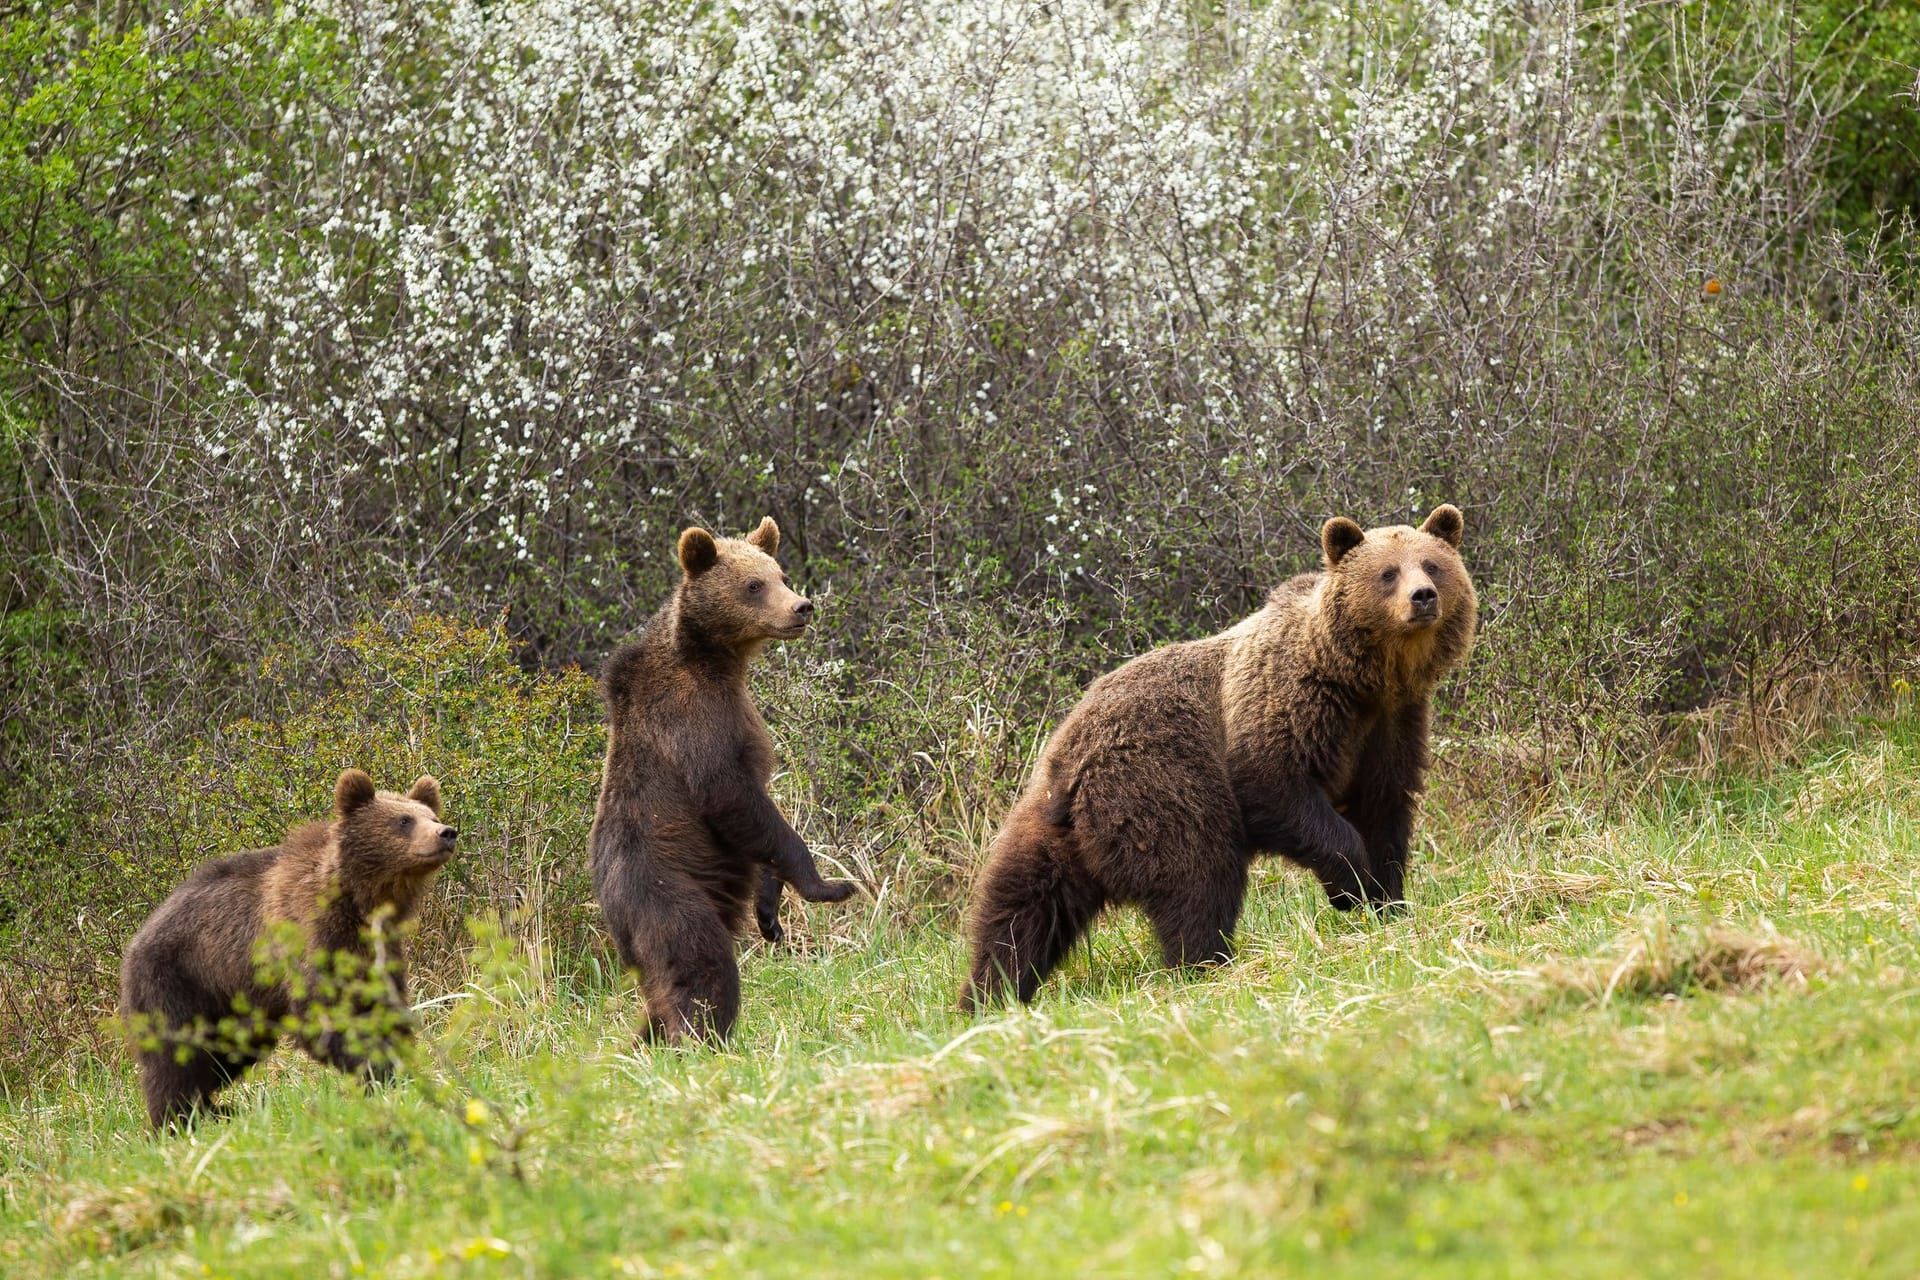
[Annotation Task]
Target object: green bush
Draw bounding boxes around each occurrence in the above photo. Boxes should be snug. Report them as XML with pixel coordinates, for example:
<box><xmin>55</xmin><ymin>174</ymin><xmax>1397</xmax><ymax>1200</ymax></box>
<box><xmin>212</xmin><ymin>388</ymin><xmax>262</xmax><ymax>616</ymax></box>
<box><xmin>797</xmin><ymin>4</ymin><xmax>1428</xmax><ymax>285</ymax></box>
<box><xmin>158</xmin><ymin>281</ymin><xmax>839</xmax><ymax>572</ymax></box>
<box><xmin>1806</xmin><ymin>0</ymin><xmax>1920</xmax><ymax>235</ymax></box>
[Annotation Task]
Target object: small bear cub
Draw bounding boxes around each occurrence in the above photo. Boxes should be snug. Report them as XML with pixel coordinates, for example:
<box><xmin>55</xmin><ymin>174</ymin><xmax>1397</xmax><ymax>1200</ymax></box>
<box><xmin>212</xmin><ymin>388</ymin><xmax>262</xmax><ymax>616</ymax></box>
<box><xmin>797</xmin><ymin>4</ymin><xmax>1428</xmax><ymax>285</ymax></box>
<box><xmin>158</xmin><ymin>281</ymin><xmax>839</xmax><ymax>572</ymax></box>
<box><xmin>119</xmin><ymin>769</ymin><xmax>456</xmax><ymax>1128</ymax></box>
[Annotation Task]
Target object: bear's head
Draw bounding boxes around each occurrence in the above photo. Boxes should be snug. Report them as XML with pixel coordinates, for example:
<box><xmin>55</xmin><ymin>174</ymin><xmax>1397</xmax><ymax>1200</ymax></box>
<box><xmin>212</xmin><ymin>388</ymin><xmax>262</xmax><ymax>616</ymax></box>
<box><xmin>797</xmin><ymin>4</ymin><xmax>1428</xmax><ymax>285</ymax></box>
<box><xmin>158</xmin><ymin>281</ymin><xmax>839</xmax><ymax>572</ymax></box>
<box><xmin>1318</xmin><ymin>505</ymin><xmax>1477</xmax><ymax>681</ymax></box>
<box><xmin>675</xmin><ymin>516</ymin><xmax>815</xmax><ymax>653</ymax></box>
<box><xmin>332</xmin><ymin>769</ymin><xmax>458</xmax><ymax>910</ymax></box>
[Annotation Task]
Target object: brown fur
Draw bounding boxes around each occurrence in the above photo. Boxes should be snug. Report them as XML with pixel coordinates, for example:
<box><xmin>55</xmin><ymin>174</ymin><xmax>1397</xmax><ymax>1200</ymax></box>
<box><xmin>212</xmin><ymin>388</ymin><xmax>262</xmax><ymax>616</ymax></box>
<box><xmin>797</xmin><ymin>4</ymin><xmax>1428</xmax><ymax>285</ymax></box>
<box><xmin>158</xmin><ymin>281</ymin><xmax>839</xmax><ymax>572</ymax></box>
<box><xmin>118</xmin><ymin>770</ymin><xmax>455</xmax><ymax>1128</ymax></box>
<box><xmin>589</xmin><ymin>516</ymin><xmax>857</xmax><ymax>1043</ymax></box>
<box><xmin>960</xmin><ymin>505</ymin><xmax>1477</xmax><ymax>1009</ymax></box>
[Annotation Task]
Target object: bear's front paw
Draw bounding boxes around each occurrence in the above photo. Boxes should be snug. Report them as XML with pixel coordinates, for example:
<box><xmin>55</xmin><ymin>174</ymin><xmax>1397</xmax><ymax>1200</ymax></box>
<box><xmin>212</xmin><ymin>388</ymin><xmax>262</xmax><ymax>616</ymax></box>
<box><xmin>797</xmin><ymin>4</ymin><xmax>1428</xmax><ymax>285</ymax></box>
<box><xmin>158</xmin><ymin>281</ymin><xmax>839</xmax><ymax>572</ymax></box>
<box><xmin>812</xmin><ymin>878</ymin><xmax>859</xmax><ymax>903</ymax></box>
<box><xmin>1318</xmin><ymin>861</ymin><xmax>1370</xmax><ymax>911</ymax></box>
<box><xmin>756</xmin><ymin>908</ymin><xmax>787</xmax><ymax>944</ymax></box>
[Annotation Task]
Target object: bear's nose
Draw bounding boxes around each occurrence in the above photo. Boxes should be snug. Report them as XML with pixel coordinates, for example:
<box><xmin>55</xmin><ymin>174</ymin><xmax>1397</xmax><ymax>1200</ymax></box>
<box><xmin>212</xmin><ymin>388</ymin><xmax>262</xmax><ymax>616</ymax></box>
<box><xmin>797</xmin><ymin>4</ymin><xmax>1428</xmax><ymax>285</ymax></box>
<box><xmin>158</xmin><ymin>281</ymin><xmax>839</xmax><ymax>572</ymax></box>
<box><xmin>440</xmin><ymin>826</ymin><xmax>459</xmax><ymax>843</ymax></box>
<box><xmin>793</xmin><ymin>599</ymin><xmax>815</xmax><ymax>619</ymax></box>
<box><xmin>1410</xmin><ymin>585</ymin><xmax>1438</xmax><ymax>611</ymax></box>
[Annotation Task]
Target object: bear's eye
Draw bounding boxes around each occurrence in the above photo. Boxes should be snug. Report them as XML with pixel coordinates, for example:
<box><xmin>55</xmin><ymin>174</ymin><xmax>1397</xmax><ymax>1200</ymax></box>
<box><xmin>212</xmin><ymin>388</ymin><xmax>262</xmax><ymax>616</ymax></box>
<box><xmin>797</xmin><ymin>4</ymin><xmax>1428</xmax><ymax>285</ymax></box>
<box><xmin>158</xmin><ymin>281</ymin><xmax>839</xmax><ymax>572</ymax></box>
<box><xmin>781</xmin><ymin>575</ymin><xmax>791</xmax><ymax>588</ymax></box>
<box><xmin>1422</xmin><ymin>560</ymin><xmax>1438</xmax><ymax>575</ymax></box>
<box><xmin>1380</xmin><ymin>568</ymin><xmax>1398</xmax><ymax>585</ymax></box>
<box><xmin>746</xmin><ymin>580</ymin><xmax>764</xmax><ymax>596</ymax></box>
<box><xmin>397</xmin><ymin>815</ymin><xmax>415</xmax><ymax>832</ymax></box>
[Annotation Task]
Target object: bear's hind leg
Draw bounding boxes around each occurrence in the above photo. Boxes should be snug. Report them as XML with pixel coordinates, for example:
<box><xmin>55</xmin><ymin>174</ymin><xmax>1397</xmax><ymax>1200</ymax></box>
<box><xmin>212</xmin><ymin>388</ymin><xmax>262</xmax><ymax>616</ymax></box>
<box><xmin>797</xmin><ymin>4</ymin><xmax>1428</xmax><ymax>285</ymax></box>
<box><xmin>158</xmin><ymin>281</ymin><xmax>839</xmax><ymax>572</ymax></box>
<box><xmin>630</xmin><ymin>895</ymin><xmax>742</xmax><ymax>1044</ymax></box>
<box><xmin>1084</xmin><ymin>780</ymin><xmax>1249</xmax><ymax>970</ymax></box>
<box><xmin>127</xmin><ymin>972</ymin><xmax>270</xmax><ymax>1130</ymax></box>
<box><xmin>960</xmin><ymin>816</ymin><xmax>1106</xmax><ymax>1011</ymax></box>
<box><xmin>601</xmin><ymin>859</ymin><xmax>743</xmax><ymax>1043</ymax></box>
<box><xmin>1140</xmin><ymin>860</ymin><xmax>1249</xmax><ymax>970</ymax></box>
<box><xmin>301</xmin><ymin>1027</ymin><xmax>398</xmax><ymax>1086</ymax></box>
<box><xmin>645</xmin><ymin>933</ymin><xmax>740</xmax><ymax>1043</ymax></box>
<box><xmin>138</xmin><ymin>1045</ymin><xmax>248</xmax><ymax>1130</ymax></box>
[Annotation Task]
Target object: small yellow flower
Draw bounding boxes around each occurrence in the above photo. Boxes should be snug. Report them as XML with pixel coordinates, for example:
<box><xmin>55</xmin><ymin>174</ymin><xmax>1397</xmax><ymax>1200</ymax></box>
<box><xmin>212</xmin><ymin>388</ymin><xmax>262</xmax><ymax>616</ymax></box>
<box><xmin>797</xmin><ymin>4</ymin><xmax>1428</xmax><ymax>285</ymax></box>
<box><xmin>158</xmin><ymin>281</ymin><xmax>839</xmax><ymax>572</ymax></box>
<box><xmin>468</xmin><ymin>1138</ymin><xmax>486</xmax><ymax>1166</ymax></box>
<box><xmin>1016</xmin><ymin>1205</ymin><xmax>1028</xmax><ymax>1217</ymax></box>
<box><xmin>465</xmin><ymin>1098</ymin><xmax>491</xmax><ymax>1126</ymax></box>
<box><xmin>1673</xmin><ymin>1190</ymin><xmax>1689</xmax><ymax>1207</ymax></box>
<box><xmin>1894</xmin><ymin>677</ymin><xmax>1913</xmax><ymax>697</ymax></box>
<box><xmin>996</xmin><ymin>1200</ymin><xmax>1013</xmax><ymax>1216</ymax></box>
<box><xmin>1853</xmin><ymin>1174</ymin><xmax>1870</xmax><ymax>1192</ymax></box>
<box><xmin>461</xmin><ymin>1236</ymin><xmax>513</xmax><ymax>1260</ymax></box>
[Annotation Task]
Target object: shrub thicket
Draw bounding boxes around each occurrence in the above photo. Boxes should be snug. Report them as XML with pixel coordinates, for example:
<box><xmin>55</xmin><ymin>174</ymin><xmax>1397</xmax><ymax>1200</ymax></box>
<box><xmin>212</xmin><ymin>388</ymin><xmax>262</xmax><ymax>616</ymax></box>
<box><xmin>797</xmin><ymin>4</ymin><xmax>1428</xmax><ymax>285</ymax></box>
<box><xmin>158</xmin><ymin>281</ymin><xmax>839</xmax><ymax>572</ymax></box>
<box><xmin>2</xmin><ymin>0</ymin><xmax>1917</xmax><ymax>1076</ymax></box>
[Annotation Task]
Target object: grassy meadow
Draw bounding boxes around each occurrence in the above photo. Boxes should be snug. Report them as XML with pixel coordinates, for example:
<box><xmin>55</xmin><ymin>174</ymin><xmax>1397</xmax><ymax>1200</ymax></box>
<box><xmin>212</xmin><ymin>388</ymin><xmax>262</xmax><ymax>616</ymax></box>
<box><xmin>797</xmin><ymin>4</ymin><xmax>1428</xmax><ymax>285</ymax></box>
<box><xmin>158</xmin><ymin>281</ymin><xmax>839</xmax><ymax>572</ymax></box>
<box><xmin>5</xmin><ymin>705</ymin><xmax>1917</xmax><ymax>1277</ymax></box>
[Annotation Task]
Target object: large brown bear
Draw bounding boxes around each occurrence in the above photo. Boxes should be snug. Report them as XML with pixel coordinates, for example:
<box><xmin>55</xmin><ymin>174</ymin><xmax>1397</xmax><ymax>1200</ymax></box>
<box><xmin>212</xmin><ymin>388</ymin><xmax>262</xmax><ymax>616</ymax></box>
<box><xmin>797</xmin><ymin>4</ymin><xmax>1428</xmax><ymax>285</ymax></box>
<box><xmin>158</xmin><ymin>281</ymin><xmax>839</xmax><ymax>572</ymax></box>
<box><xmin>119</xmin><ymin>770</ymin><xmax>456</xmax><ymax>1127</ymax></box>
<box><xmin>590</xmin><ymin>516</ymin><xmax>857</xmax><ymax>1042</ymax></box>
<box><xmin>960</xmin><ymin>505</ymin><xmax>1476</xmax><ymax>1010</ymax></box>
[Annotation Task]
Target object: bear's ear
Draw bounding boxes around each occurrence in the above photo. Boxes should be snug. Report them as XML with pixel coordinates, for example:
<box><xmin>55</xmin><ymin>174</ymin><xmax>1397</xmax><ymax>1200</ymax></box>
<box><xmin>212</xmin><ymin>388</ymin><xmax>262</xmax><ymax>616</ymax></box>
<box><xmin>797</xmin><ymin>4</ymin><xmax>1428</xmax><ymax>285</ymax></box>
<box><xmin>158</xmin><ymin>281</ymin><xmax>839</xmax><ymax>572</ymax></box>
<box><xmin>745</xmin><ymin>515</ymin><xmax>779</xmax><ymax>556</ymax></box>
<box><xmin>1322</xmin><ymin>517</ymin><xmax>1366</xmax><ymax>567</ymax></box>
<box><xmin>407</xmin><ymin>775</ymin><xmax>442</xmax><ymax>816</ymax></box>
<box><xmin>1420</xmin><ymin>504</ymin><xmax>1464</xmax><ymax>547</ymax></box>
<box><xmin>677</xmin><ymin>527</ymin><xmax>718</xmax><ymax>577</ymax></box>
<box><xmin>335</xmin><ymin>769</ymin><xmax>377</xmax><ymax>818</ymax></box>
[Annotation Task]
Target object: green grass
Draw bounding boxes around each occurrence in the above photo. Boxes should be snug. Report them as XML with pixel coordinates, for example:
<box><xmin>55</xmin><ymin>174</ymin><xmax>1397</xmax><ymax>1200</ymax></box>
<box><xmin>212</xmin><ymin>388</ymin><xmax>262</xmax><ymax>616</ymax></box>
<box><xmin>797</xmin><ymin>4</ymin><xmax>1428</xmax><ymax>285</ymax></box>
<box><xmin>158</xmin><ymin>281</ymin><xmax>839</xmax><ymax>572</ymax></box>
<box><xmin>5</xmin><ymin>712</ymin><xmax>1920</xmax><ymax>1277</ymax></box>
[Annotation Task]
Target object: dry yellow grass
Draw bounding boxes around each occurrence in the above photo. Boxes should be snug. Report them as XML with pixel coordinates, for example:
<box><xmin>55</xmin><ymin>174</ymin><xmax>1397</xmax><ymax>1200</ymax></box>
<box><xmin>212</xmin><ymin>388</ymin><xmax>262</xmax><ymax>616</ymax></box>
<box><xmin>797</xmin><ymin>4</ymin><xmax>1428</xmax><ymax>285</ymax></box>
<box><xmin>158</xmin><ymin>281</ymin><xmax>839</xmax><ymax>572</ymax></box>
<box><xmin>1528</xmin><ymin>914</ymin><xmax>1822</xmax><ymax>1007</ymax></box>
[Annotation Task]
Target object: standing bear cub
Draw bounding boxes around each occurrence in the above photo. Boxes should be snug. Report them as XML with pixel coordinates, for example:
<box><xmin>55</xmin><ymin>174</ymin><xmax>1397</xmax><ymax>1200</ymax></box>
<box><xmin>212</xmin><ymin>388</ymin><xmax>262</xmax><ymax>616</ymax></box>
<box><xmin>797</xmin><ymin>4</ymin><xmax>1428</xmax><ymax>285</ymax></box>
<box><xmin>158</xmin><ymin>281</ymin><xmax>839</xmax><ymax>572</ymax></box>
<box><xmin>120</xmin><ymin>770</ymin><xmax>456</xmax><ymax>1128</ymax></box>
<box><xmin>590</xmin><ymin>517</ymin><xmax>858</xmax><ymax>1042</ymax></box>
<box><xmin>961</xmin><ymin>505</ymin><xmax>1476</xmax><ymax>1010</ymax></box>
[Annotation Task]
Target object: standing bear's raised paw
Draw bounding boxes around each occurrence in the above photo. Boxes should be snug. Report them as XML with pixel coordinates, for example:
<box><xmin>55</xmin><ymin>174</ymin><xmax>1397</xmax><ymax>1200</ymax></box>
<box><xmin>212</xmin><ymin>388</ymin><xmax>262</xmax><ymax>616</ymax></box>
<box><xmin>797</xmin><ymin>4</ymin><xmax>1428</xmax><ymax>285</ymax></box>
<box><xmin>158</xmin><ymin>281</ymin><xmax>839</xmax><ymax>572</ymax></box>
<box><xmin>756</xmin><ymin>864</ymin><xmax>862</xmax><ymax>943</ymax></box>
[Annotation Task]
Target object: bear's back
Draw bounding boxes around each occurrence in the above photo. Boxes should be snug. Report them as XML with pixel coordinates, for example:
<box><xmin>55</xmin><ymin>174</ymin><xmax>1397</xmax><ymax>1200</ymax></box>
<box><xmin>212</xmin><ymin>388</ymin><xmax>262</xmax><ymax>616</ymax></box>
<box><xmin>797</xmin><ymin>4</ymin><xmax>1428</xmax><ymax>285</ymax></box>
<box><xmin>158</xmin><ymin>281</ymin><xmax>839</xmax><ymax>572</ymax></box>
<box><xmin>1084</xmin><ymin>634</ymin><xmax>1229</xmax><ymax>705</ymax></box>
<box><xmin>1045</xmin><ymin>635</ymin><xmax>1231</xmax><ymax>770</ymax></box>
<box><xmin>1271</xmin><ymin>571</ymin><xmax>1321</xmax><ymax>601</ymax></box>
<box><xmin>120</xmin><ymin>845</ymin><xmax>280</xmax><ymax>1008</ymax></box>
<box><xmin>599</xmin><ymin>634</ymin><xmax>659</xmax><ymax>714</ymax></box>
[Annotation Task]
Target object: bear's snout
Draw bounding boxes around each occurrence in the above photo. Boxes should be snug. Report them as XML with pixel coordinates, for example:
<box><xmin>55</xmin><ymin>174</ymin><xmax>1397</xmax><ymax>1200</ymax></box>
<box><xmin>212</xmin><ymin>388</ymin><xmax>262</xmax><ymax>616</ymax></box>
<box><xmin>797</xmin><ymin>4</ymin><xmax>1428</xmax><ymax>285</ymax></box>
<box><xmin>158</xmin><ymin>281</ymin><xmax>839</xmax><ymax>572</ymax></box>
<box><xmin>424</xmin><ymin>825</ymin><xmax>458</xmax><ymax>861</ymax></box>
<box><xmin>792</xmin><ymin>598</ymin><xmax>815</xmax><ymax>622</ymax></box>
<box><xmin>1409</xmin><ymin>584</ymin><xmax>1439</xmax><ymax>622</ymax></box>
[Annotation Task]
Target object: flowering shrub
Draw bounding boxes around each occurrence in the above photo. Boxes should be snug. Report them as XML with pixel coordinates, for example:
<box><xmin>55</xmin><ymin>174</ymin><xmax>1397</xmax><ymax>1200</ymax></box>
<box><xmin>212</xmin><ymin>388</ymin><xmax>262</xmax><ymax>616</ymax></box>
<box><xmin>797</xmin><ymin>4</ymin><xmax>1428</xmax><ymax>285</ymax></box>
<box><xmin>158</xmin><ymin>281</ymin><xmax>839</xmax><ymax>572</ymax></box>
<box><xmin>193</xmin><ymin>0</ymin><xmax>1622</xmax><ymax>541</ymax></box>
<box><xmin>2</xmin><ymin>0</ymin><xmax>1918</xmax><ymax>1072</ymax></box>
<box><xmin>12</xmin><ymin>0</ymin><xmax>1910</xmax><ymax>678</ymax></box>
